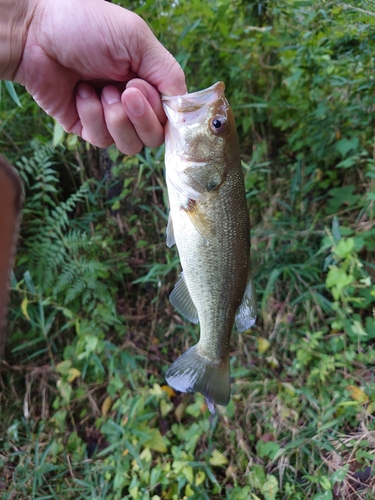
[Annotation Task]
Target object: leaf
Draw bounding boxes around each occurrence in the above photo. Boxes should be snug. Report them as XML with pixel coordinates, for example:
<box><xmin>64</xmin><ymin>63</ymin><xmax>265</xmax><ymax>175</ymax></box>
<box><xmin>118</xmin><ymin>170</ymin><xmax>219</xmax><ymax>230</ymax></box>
<box><xmin>56</xmin><ymin>360</ymin><xmax>72</xmax><ymax>375</ymax></box>
<box><xmin>139</xmin><ymin>447</ymin><xmax>152</xmax><ymax>463</ymax></box>
<box><xmin>182</xmin><ymin>465</ymin><xmax>194</xmax><ymax>484</ymax></box>
<box><xmin>185</xmin><ymin>484</ymin><xmax>194</xmax><ymax>497</ymax></box>
<box><xmin>334</xmin><ymin>238</ymin><xmax>354</xmax><ymax>259</ymax></box>
<box><xmin>257</xmin><ymin>337</ymin><xmax>271</xmax><ymax>354</ymax></box>
<box><xmin>160</xmin><ymin>399</ymin><xmax>173</xmax><ymax>417</ymax></box>
<box><xmin>326</xmin><ymin>267</ymin><xmax>354</xmax><ymax>299</ymax></box>
<box><xmin>209</xmin><ymin>449</ymin><xmax>229</xmax><ymax>467</ymax></box>
<box><xmin>143</xmin><ymin>429</ymin><xmax>167</xmax><ymax>453</ymax></box>
<box><xmin>346</xmin><ymin>385</ymin><xmax>369</xmax><ymax>403</ymax></box>
<box><xmin>23</xmin><ymin>271</ymin><xmax>36</xmax><ymax>293</ymax></box>
<box><xmin>101</xmin><ymin>395</ymin><xmax>113</xmax><ymax>416</ymax></box>
<box><xmin>4</xmin><ymin>81</ymin><xmax>22</xmax><ymax>107</ymax></box>
<box><xmin>161</xmin><ymin>385</ymin><xmax>175</xmax><ymax>399</ymax></box>
<box><xmin>261</xmin><ymin>474</ymin><xmax>279</xmax><ymax>500</ymax></box>
<box><xmin>67</xmin><ymin>367</ymin><xmax>81</xmax><ymax>383</ymax></box>
<box><xmin>21</xmin><ymin>297</ymin><xmax>30</xmax><ymax>321</ymax></box>
<box><xmin>331</xmin><ymin>464</ymin><xmax>349</xmax><ymax>483</ymax></box>
<box><xmin>195</xmin><ymin>470</ymin><xmax>206</xmax><ymax>486</ymax></box>
<box><xmin>351</xmin><ymin>320</ymin><xmax>367</xmax><ymax>338</ymax></box>
<box><xmin>57</xmin><ymin>380</ymin><xmax>72</xmax><ymax>403</ymax></box>
<box><xmin>53</xmin><ymin>121</ymin><xmax>65</xmax><ymax>147</ymax></box>
<box><xmin>335</xmin><ymin>137</ymin><xmax>359</xmax><ymax>157</ymax></box>
<box><xmin>256</xmin><ymin>440</ymin><xmax>281</xmax><ymax>459</ymax></box>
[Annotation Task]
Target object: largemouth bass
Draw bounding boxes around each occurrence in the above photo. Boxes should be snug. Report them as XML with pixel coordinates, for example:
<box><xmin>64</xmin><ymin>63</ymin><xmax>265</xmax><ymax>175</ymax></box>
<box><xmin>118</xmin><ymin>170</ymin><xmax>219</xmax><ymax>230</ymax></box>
<box><xmin>162</xmin><ymin>82</ymin><xmax>257</xmax><ymax>411</ymax></box>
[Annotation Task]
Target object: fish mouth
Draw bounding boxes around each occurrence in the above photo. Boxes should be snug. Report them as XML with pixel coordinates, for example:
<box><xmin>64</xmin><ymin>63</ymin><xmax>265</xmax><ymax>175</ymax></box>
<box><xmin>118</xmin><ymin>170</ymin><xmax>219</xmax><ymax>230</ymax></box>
<box><xmin>162</xmin><ymin>81</ymin><xmax>225</xmax><ymax>124</ymax></box>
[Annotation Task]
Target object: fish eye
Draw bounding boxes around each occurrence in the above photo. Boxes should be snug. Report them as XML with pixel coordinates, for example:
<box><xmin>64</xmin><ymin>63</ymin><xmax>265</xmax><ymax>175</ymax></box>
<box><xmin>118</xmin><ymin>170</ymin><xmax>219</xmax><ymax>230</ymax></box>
<box><xmin>210</xmin><ymin>117</ymin><xmax>227</xmax><ymax>134</ymax></box>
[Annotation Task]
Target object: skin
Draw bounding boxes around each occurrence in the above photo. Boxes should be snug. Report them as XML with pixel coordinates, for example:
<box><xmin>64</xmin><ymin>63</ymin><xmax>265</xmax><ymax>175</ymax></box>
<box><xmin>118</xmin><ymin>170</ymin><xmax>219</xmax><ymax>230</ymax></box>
<box><xmin>1</xmin><ymin>0</ymin><xmax>187</xmax><ymax>155</ymax></box>
<box><xmin>0</xmin><ymin>0</ymin><xmax>186</xmax><ymax>356</ymax></box>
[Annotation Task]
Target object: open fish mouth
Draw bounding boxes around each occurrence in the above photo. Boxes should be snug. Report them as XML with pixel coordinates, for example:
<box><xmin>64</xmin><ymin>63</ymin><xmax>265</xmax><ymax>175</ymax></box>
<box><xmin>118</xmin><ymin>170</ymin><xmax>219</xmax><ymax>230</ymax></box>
<box><xmin>162</xmin><ymin>81</ymin><xmax>225</xmax><ymax>124</ymax></box>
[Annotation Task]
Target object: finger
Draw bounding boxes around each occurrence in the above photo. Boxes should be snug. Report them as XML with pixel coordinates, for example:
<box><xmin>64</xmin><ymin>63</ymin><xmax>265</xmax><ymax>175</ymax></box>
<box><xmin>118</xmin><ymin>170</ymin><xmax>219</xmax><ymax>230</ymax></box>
<box><xmin>101</xmin><ymin>85</ymin><xmax>143</xmax><ymax>155</ymax></box>
<box><xmin>74</xmin><ymin>82</ymin><xmax>113</xmax><ymax>148</ymax></box>
<box><xmin>112</xmin><ymin>10</ymin><xmax>187</xmax><ymax>96</ymax></box>
<box><xmin>132</xmin><ymin>21</ymin><xmax>187</xmax><ymax>96</ymax></box>
<box><xmin>126</xmin><ymin>79</ymin><xmax>166</xmax><ymax>124</ymax></box>
<box><xmin>121</xmin><ymin>87</ymin><xmax>164</xmax><ymax>149</ymax></box>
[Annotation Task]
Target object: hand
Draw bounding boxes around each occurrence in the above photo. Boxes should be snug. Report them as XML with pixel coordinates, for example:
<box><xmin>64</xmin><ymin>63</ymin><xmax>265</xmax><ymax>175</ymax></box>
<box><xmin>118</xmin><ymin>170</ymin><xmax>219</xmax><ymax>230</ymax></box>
<box><xmin>13</xmin><ymin>0</ymin><xmax>187</xmax><ymax>154</ymax></box>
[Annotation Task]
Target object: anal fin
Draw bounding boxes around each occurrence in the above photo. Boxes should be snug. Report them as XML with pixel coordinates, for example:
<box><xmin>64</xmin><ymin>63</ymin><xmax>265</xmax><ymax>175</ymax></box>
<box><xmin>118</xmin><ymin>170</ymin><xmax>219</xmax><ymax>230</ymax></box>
<box><xmin>169</xmin><ymin>272</ymin><xmax>199</xmax><ymax>323</ymax></box>
<box><xmin>235</xmin><ymin>273</ymin><xmax>257</xmax><ymax>332</ymax></box>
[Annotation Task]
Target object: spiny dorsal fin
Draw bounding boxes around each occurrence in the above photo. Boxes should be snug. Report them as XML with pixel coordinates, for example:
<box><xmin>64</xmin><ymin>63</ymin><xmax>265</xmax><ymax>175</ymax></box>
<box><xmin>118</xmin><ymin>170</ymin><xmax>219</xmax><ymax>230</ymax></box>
<box><xmin>169</xmin><ymin>272</ymin><xmax>199</xmax><ymax>324</ymax></box>
<box><xmin>235</xmin><ymin>273</ymin><xmax>257</xmax><ymax>332</ymax></box>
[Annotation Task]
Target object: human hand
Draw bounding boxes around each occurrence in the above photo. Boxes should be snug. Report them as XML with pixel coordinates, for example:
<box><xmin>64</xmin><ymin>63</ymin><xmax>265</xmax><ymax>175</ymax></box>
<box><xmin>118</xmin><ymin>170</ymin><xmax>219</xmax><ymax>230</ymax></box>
<box><xmin>6</xmin><ymin>0</ymin><xmax>187</xmax><ymax>154</ymax></box>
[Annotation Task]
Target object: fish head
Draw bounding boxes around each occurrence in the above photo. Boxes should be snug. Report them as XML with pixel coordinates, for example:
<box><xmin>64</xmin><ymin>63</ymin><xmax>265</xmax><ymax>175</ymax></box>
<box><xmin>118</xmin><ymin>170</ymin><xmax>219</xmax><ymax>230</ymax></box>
<box><xmin>162</xmin><ymin>82</ymin><xmax>239</xmax><ymax>201</ymax></box>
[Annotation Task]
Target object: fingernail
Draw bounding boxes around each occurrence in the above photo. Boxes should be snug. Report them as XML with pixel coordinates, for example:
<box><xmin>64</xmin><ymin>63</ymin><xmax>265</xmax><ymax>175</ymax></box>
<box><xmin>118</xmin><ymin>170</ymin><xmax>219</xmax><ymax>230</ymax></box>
<box><xmin>77</xmin><ymin>83</ymin><xmax>92</xmax><ymax>99</ymax></box>
<box><xmin>125</xmin><ymin>91</ymin><xmax>145</xmax><ymax>116</ymax></box>
<box><xmin>102</xmin><ymin>87</ymin><xmax>120</xmax><ymax>105</ymax></box>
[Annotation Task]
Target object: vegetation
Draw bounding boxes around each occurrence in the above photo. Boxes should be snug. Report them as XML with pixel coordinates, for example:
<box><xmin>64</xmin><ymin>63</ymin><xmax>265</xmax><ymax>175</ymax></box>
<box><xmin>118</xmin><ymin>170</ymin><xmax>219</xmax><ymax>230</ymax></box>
<box><xmin>1</xmin><ymin>0</ymin><xmax>375</xmax><ymax>498</ymax></box>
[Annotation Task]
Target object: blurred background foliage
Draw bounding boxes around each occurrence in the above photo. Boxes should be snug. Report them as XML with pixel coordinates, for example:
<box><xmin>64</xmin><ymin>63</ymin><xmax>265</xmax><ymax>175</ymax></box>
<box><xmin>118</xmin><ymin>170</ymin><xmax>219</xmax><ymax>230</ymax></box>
<box><xmin>1</xmin><ymin>0</ymin><xmax>375</xmax><ymax>498</ymax></box>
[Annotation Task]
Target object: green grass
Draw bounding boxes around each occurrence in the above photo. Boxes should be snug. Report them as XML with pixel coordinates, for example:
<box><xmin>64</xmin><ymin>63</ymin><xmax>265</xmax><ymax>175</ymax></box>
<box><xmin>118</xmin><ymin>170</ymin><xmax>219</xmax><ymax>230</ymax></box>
<box><xmin>2</xmin><ymin>0</ymin><xmax>375</xmax><ymax>498</ymax></box>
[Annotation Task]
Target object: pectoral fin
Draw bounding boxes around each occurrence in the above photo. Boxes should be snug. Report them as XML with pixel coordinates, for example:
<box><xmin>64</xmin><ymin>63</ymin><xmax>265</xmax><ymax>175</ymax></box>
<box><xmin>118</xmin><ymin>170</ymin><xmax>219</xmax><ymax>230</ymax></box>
<box><xmin>169</xmin><ymin>272</ymin><xmax>199</xmax><ymax>323</ymax></box>
<box><xmin>166</xmin><ymin>213</ymin><xmax>175</xmax><ymax>248</ymax></box>
<box><xmin>235</xmin><ymin>273</ymin><xmax>257</xmax><ymax>332</ymax></box>
<box><xmin>182</xmin><ymin>199</ymin><xmax>209</xmax><ymax>245</ymax></box>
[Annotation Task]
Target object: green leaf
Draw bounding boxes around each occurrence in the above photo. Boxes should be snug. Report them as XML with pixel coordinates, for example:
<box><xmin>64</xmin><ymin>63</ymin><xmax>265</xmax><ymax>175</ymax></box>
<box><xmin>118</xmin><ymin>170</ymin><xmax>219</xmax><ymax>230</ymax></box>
<box><xmin>53</xmin><ymin>121</ymin><xmax>65</xmax><ymax>147</ymax></box>
<box><xmin>261</xmin><ymin>475</ymin><xmax>279</xmax><ymax>500</ymax></box>
<box><xmin>256</xmin><ymin>440</ymin><xmax>281</xmax><ymax>459</ymax></box>
<box><xmin>209</xmin><ymin>449</ymin><xmax>229</xmax><ymax>467</ymax></box>
<box><xmin>326</xmin><ymin>267</ymin><xmax>354</xmax><ymax>299</ymax></box>
<box><xmin>334</xmin><ymin>238</ymin><xmax>354</xmax><ymax>259</ymax></box>
<box><xmin>56</xmin><ymin>360</ymin><xmax>72</xmax><ymax>375</ymax></box>
<box><xmin>4</xmin><ymin>80</ymin><xmax>22</xmax><ymax>107</ymax></box>
<box><xmin>331</xmin><ymin>465</ymin><xmax>349</xmax><ymax>484</ymax></box>
<box><xmin>143</xmin><ymin>429</ymin><xmax>167</xmax><ymax>453</ymax></box>
<box><xmin>351</xmin><ymin>320</ymin><xmax>367</xmax><ymax>338</ymax></box>
<box><xmin>182</xmin><ymin>465</ymin><xmax>194</xmax><ymax>484</ymax></box>
<box><xmin>335</xmin><ymin>138</ymin><xmax>359</xmax><ymax>157</ymax></box>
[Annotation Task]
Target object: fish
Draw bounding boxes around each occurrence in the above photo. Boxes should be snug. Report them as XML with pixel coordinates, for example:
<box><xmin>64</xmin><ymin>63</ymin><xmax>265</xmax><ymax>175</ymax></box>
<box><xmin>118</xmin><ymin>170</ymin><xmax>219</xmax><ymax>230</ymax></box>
<box><xmin>162</xmin><ymin>81</ymin><xmax>257</xmax><ymax>412</ymax></box>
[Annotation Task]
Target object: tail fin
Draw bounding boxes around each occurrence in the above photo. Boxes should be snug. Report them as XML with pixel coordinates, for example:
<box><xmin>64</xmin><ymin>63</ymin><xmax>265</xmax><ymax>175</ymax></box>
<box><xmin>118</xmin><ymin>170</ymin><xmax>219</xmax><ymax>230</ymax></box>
<box><xmin>165</xmin><ymin>345</ymin><xmax>230</xmax><ymax>412</ymax></box>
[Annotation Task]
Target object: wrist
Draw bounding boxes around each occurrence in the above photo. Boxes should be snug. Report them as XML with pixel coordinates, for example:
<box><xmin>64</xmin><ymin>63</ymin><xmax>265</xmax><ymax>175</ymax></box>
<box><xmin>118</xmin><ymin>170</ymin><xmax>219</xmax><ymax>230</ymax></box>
<box><xmin>0</xmin><ymin>0</ymin><xmax>36</xmax><ymax>81</ymax></box>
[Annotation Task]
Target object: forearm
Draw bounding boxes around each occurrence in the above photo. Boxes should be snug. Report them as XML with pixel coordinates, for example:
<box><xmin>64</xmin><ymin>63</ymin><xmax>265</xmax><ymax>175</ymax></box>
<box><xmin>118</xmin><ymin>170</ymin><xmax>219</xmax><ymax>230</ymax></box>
<box><xmin>0</xmin><ymin>0</ymin><xmax>35</xmax><ymax>80</ymax></box>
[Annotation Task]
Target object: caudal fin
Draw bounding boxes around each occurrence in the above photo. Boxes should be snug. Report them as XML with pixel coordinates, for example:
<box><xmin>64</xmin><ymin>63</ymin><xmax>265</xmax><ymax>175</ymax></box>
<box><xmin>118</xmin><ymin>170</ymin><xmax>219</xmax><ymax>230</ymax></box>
<box><xmin>165</xmin><ymin>345</ymin><xmax>230</xmax><ymax>412</ymax></box>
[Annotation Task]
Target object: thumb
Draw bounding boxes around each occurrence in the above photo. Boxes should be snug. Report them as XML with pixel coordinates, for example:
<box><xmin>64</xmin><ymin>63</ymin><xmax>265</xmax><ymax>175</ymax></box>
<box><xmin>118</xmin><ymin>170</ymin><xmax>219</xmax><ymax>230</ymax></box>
<box><xmin>123</xmin><ymin>13</ymin><xmax>187</xmax><ymax>97</ymax></box>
